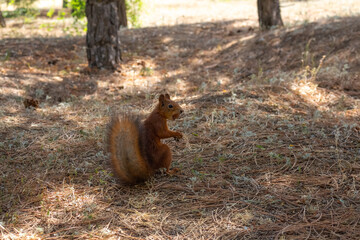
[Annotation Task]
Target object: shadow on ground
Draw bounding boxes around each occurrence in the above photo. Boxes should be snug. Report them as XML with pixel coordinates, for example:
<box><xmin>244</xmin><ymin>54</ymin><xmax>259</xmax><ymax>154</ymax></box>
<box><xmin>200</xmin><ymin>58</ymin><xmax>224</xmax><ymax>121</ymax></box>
<box><xmin>0</xmin><ymin>15</ymin><xmax>359</xmax><ymax>239</ymax></box>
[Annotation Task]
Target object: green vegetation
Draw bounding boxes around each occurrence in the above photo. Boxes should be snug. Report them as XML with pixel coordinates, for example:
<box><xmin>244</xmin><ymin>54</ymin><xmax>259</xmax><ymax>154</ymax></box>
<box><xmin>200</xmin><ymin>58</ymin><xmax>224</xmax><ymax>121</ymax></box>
<box><xmin>66</xmin><ymin>0</ymin><xmax>144</xmax><ymax>27</ymax></box>
<box><xmin>126</xmin><ymin>0</ymin><xmax>143</xmax><ymax>28</ymax></box>
<box><xmin>1</xmin><ymin>0</ymin><xmax>144</xmax><ymax>28</ymax></box>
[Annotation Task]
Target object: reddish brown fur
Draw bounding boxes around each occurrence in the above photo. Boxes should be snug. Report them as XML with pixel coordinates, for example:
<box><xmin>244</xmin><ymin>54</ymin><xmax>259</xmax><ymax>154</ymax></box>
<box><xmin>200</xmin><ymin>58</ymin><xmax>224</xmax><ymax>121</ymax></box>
<box><xmin>107</xmin><ymin>94</ymin><xmax>183</xmax><ymax>184</ymax></box>
<box><xmin>108</xmin><ymin>115</ymin><xmax>152</xmax><ymax>184</ymax></box>
<box><xmin>142</xmin><ymin>94</ymin><xmax>183</xmax><ymax>172</ymax></box>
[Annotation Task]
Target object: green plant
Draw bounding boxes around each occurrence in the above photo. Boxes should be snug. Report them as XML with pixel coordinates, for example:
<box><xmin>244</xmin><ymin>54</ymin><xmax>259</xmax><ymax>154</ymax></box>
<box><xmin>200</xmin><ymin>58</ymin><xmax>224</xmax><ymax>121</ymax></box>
<box><xmin>40</xmin><ymin>22</ymin><xmax>56</xmax><ymax>32</ymax></box>
<box><xmin>126</xmin><ymin>0</ymin><xmax>143</xmax><ymax>28</ymax></box>
<box><xmin>57</xmin><ymin>10</ymin><xmax>67</xmax><ymax>20</ymax></box>
<box><xmin>140</xmin><ymin>66</ymin><xmax>153</xmax><ymax>76</ymax></box>
<box><xmin>3</xmin><ymin>50</ymin><xmax>11</xmax><ymax>61</ymax></box>
<box><xmin>2</xmin><ymin>7</ymin><xmax>39</xmax><ymax>19</ymax></box>
<box><xmin>66</xmin><ymin>0</ymin><xmax>143</xmax><ymax>27</ymax></box>
<box><xmin>46</xmin><ymin>8</ymin><xmax>55</xmax><ymax>18</ymax></box>
<box><xmin>3</xmin><ymin>0</ymin><xmax>36</xmax><ymax>8</ymax></box>
<box><xmin>1</xmin><ymin>0</ymin><xmax>39</xmax><ymax>20</ymax></box>
<box><xmin>68</xmin><ymin>0</ymin><xmax>86</xmax><ymax>21</ymax></box>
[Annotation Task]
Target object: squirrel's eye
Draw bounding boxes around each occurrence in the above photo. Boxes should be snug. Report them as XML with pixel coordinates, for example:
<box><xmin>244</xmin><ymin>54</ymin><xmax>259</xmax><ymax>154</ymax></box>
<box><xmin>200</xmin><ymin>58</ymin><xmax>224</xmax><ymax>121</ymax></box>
<box><xmin>168</xmin><ymin>104</ymin><xmax>173</xmax><ymax>108</ymax></box>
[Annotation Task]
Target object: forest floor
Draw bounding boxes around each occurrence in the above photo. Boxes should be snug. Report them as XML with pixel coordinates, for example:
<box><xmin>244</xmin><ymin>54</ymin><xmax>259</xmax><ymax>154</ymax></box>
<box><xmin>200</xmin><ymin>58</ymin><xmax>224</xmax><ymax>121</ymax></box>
<box><xmin>0</xmin><ymin>0</ymin><xmax>360</xmax><ymax>239</ymax></box>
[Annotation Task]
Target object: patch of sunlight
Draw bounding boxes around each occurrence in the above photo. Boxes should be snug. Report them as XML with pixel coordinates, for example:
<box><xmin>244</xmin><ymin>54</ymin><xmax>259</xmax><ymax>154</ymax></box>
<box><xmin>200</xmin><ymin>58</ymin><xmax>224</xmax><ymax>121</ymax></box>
<box><xmin>174</xmin><ymin>78</ymin><xmax>187</xmax><ymax>90</ymax></box>
<box><xmin>0</xmin><ymin>87</ymin><xmax>25</xmax><ymax>97</ymax></box>
<box><xmin>290</xmin><ymin>80</ymin><xmax>337</xmax><ymax>110</ymax></box>
<box><xmin>1</xmin><ymin>231</ymin><xmax>41</xmax><ymax>240</ymax></box>
<box><xmin>123</xmin><ymin>74</ymin><xmax>162</xmax><ymax>92</ymax></box>
<box><xmin>43</xmin><ymin>186</ymin><xmax>97</xmax><ymax>225</ymax></box>
<box><xmin>217</xmin><ymin>76</ymin><xmax>231</xmax><ymax>86</ymax></box>
<box><xmin>240</xmin><ymin>34</ymin><xmax>256</xmax><ymax>42</ymax></box>
<box><xmin>1</xmin><ymin>115</ymin><xmax>28</xmax><ymax>126</ymax></box>
<box><xmin>282</xmin><ymin>0</ymin><xmax>360</xmax><ymax>25</ymax></box>
<box><xmin>142</xmin><ymin>0</ymin><xmax>256</xmax><ymax>27</ymax></box>
<box><xmin>162</xmin><ymin>37</ymin><xmax>174</xmax><ymax>44</ymax></box>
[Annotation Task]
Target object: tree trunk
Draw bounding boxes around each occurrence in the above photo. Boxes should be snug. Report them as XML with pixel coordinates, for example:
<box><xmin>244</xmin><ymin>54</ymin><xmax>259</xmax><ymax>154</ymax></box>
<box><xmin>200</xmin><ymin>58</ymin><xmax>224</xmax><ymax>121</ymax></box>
<box><xmin>86</xmin><ymin>0</ymin><xmax>122</xmax><ymax>70</ymax></box>
<box><xmin>257</xmin><ymin>0</ymin><xmax>283</xmax><ymax>30</ymax></box>
<box><xmin>0</xmin><ymin>10</ymin><xmax>6</xmax><ymax>28</ymax></box>
<box><xmin>118</xmin><ymin>0</ymin><xmax>127</xmax><ymax>28</ymax></box>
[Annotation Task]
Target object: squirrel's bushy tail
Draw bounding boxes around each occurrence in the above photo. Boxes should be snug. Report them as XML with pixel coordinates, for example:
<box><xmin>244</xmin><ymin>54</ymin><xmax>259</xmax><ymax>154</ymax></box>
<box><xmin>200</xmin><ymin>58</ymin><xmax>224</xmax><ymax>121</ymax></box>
<box><xmin>107</xmin><ymin>115</ymin><xmax>152</xmax><ymax>184</ymax></box>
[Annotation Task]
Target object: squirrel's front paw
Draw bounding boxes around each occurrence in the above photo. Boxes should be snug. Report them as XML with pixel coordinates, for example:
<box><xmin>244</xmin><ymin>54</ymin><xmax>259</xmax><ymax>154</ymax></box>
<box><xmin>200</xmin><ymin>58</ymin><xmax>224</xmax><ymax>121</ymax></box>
<box><xmin>167</xmin><ymin>168</ymin><xmax>180</xmax><ymax>175</ymax></box>
<box><xmin>173</xmin><ymin>132</ymin><xmax>183</xmax><ymax>141</ymax></box>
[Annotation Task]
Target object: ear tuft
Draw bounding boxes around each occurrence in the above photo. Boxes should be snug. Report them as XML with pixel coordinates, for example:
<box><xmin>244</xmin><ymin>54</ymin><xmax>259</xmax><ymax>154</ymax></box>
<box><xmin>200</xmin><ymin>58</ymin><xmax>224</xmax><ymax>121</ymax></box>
<box><xmin>159</xmin><ymin>94</ymin><xmax>165</xmax><ymax>105</ymax></box>
<box><xmin>165</xmin><ymin>93</ymin><xmax>170</xmax><ymax>100</ymax></box>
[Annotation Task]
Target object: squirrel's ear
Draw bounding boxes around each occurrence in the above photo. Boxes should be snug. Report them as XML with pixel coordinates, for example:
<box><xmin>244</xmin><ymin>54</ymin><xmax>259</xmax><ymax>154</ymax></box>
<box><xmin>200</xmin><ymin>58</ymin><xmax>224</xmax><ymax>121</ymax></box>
<box><xmin>165</xmin><ymin>93</ymin><xmax>170</xmax><ymax>100</ymax></box>
<box><xmin>159</xmin><ymin>94</ymin><xmax>165</xmax><ymax>104</ymax></box>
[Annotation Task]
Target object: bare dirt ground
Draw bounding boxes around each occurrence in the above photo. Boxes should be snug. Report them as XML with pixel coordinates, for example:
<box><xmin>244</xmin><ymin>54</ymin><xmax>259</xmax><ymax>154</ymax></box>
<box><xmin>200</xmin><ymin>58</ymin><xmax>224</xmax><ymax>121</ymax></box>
<box><xmin>0</xmin><ymin>0</ymin><xmax>360</xmax><ymax>239</ymax></box>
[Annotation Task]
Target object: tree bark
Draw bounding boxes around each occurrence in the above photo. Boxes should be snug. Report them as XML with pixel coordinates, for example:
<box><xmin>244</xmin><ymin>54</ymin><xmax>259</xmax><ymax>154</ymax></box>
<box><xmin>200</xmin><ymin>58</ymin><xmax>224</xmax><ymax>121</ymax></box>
<box><xmin>118</xmin><ymin>0</ymin><xmax>127</xmax><ymax>28</ymax></box>
<box><xmin>257</xmin><ymin>0</ymin><xmax>283</xmax><ymax>30</ymax></box>
<box><xmin>0</xmin><ymin>10</ymin><xmax>6</xmax><ymax>28</ymax></box>
<box><xmin>86</xmin><ymin>0</ymin><xmax>122</xmax><ymax>70</ymax></box>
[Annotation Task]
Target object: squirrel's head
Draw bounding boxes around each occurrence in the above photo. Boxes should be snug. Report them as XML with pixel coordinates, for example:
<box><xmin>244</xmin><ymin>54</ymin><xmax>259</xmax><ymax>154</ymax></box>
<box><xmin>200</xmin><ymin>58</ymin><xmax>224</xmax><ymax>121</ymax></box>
<box><xmin>158</xmin><ymin>93</ymin><xmax>183</xmax><ymax>120</ymax></box>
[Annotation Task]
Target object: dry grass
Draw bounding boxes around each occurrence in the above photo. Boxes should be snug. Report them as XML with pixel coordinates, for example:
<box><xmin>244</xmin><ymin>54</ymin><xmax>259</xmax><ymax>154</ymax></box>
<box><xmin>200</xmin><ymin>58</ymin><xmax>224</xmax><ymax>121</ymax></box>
<box><xmin>0</xmin><ymin>0</ymin><xmax>360</xmax><ymax>239</ymax></box>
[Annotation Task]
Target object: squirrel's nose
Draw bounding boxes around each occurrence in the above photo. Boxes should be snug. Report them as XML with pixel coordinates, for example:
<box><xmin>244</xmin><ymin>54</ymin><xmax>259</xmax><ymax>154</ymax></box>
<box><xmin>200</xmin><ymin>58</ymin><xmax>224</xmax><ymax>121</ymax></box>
<box><xmin>180</xmin><ymin>109</ymin><xmax>184</xmax><ymax>114</ymax></box>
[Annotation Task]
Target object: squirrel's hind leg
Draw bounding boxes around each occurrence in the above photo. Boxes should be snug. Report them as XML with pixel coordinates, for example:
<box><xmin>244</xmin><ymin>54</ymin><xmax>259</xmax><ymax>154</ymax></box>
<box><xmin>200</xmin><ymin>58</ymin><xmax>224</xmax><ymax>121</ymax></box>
<box><xmin>157</xmin><ymin>144</ymin><xmax>179</xmax><ymax>175</ymax></box>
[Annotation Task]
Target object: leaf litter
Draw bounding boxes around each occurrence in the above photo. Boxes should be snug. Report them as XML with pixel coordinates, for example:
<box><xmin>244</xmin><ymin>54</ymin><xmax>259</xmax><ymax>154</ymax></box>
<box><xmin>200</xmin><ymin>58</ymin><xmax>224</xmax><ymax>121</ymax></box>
<box><xmin>0</xmin><ymin>0</ymin><xmax>359</xmax><ymax>239</ymax></box>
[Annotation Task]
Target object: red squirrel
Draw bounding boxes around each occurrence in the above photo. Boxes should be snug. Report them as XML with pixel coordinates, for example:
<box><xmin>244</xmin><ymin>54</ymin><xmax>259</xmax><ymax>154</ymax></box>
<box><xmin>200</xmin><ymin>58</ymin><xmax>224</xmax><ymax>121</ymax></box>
<box><xmin>107</xmin><ymin>94</ymin><xmax>183</xmax><ymax>184</ymax></box>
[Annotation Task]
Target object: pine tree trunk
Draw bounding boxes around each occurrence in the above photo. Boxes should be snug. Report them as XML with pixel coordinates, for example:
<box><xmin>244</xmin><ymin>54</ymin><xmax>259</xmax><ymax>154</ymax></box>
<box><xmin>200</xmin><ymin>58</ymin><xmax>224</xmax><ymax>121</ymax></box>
<box><xmin>0</xmin><ymin>10</ymin><xmax>6</xmax><ymax>28</ymax></box>
<box><xmin>86</xmin><ymin>0</ymin><xmax>122</xmax><ymax>70</ymax></box>
<box><xmin>118</xmin><ymin>0</ymin><xmax>127</xmax><ymax>28</ymax></box>
<box><xmin>257</xmin><ymin>0</ymin><xmax>283</xmax><ymax>30</ymax></box>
